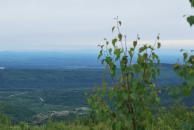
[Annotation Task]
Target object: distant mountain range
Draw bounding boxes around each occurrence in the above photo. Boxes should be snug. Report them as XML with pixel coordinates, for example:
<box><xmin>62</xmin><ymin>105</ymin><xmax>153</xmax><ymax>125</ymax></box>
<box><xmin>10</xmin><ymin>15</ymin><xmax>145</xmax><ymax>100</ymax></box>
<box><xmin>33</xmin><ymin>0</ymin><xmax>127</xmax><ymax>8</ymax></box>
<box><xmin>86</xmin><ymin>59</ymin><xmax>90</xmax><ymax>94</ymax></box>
<box><xmin>0</xmin><ymin>52</ymin><xmax>191</xmax><ymax>123</ymax></box>
<box><xmin>0</xmin><ymin>51</ymin><xmax>181</xmax><ymax>69</ymax></box>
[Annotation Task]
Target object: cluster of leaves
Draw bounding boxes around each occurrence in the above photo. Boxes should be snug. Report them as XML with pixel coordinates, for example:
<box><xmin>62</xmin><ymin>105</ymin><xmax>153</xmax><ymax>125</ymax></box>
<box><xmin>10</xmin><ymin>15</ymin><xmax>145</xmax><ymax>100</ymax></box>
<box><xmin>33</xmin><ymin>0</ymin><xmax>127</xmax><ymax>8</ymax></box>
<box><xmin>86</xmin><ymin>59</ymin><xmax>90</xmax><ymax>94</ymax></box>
<box><xmin>187</xmin><ymin>0</ymin><xmax>194</xmax><ymax>26</ymax></box>
<box><xmin>88</xmin><ymin>18</ymin><xmax>162</xmax><ymax>130</ymax></box>
<box><xmin>173</xmin><ymin>50</ymin><xmax>194</xmax><ymax>97</ymax></box>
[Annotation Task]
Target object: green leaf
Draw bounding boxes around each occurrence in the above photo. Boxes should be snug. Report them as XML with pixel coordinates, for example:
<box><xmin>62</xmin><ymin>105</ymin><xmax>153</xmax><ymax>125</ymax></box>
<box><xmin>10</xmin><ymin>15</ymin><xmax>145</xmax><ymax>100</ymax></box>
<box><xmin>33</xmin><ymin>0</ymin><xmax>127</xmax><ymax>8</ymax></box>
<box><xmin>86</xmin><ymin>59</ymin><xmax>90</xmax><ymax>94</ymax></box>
<box><xmin>187</xmin><ymin>16</ymin><xmax>194</xmax><ymax>26</ymax></box>
<box><xmin>157</xmin><ymin>35</ymin><xmax>160</xmax><ymax>40</ymax></box>
<box><xmin>118</xmin><ymin>33</ymin><xmax>122</xmax><ymax>41</ymax></box>
<box><xmin>139</xmin><ymin>46</ymin><xmax>146</xmax><ymax>53</ymax></box>
<box><xmin>118</xmin><ymin>21</ymin><xmax>122</xmax><ymax>26</ymax></box>
<box><xmin>105</xmin><ymin>56</ymin><xmax>112</xmax><ymax>64</ymax></box>
<box><xmin>189</xmin><ymin>0</ymin><xmax>194</xmax><ymax>7</ymax></box>
<box><xmin>98</xmin><ymin>50</ymin><xmax>103</xmax><ymax>59</ymax></box>
<box><xmin>152</xmin><ymin>52</ymin><xmax>159</xmax><ymax>61</ymax></box>
<box><xmin>112</xmin><ymin>26</ymin><xmax>115</xmax><ymax>32</ymax></box>
<box><xmin>112</xmin><ymin>38</ymin><xmax>117</xmax><ymax>47</ymax></box>
<box><xmin>157</xmin><ymin>42</ymin><xmax>161</xmax><ymax>49</ymax></box>
<box><xmin>110</xmin><ymin>63</ymin><xmax>116</xmax><ymax>76</ymax></box>
<box><xmin>143</xmin><ymin>53</ymin><xmax>148</xmax><ymax>59</ymax></box>
<box><xmin>137</xmin><ymin>54</ymin><xmax>144</xmax><ymax>64</ymax></box>
<box><xmin>121</xmin><ymin>56</ymin><xmax>128</xmax><ymax>67</ymax></box>
<box><xmin>133</xmin><ymin>41</ymin><xmax>137</xmax><ymax>47</ymax></box>
<box><xmin>114</xmin><ymin>48</ymin><xmax>121</xmax><ymax>60</ymax></box>
<box><xmin>183</xmin><ymin>52</ymin><xmax>188</xmax><ymax>61</ymax></box>
<box><xmin>189</xmin><ymin>55</ymin><xmax>194</xmax><ymax>64</ymax></box>
<box><xmin>101</xmin><ymin>59</ymin><xmax>105</xmax><ymax>64</ymax></box>
<box><xmin>188</xmin><ymin>69</ymin><xmax>194</xmax><ymax>75</ymax></box>
<box><xmin>173</xmin><ymin>63</ymin><xmax>180</xmax><ymax>70</ymax></box>
<box><xmin>108</xmin><ymin>48</ymin><xmax>112</xmax><ymax>54</ymax></box>
<box><xmin>128</xmin><ymin>48</ymin><xmax>134</xmax><ymax>57</ymax></box>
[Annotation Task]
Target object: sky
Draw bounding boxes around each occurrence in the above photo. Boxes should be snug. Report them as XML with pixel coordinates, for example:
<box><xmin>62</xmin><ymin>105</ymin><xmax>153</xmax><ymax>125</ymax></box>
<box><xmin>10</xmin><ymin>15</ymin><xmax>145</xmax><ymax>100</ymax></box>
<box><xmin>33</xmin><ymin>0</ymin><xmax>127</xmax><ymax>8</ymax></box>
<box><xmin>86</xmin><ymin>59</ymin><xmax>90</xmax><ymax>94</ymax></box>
<box><xmin>0</xmin><ymin>0</ymin><xmax>194</xmax><ymax>51</ymax></box>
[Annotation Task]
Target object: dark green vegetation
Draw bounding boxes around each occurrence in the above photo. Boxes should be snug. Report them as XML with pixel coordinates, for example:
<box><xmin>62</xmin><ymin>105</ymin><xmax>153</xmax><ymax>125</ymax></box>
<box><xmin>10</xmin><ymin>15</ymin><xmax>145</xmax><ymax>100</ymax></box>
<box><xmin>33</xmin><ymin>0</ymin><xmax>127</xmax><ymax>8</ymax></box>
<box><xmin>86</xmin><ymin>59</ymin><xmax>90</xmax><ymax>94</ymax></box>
<box><xmin>0</xmin><ymin>89</ymin><xmax>88</xmax><ymax>123</ymax></box>
<box><xmin>0</xmin><ymin>65</ymin><xmax>189</xmax><ymax>123</ymax></box>
<box><xmin>187</xmin><ymin>0</ymin><xmax>194</xmax><ymax>26</ymax></box>
<box><xmin>0</xmin><ymin>69</ymin><xmax>107</xmax><ymax>89</ymax></box>
<box><xmin>0</xmin><ymin>68</ymin><xmax>109</xmax><ymax>123</ymax></box>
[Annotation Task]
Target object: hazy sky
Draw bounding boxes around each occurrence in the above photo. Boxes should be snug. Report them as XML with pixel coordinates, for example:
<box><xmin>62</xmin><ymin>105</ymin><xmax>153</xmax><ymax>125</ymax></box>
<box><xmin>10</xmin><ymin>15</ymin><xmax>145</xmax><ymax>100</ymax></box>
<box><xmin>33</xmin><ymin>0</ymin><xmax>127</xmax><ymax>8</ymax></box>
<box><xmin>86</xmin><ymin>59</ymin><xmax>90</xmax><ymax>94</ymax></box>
<box><xmin>0</xmin><ymin>0</ymin><xmax>194</xmax><ymax>51</ymax></box>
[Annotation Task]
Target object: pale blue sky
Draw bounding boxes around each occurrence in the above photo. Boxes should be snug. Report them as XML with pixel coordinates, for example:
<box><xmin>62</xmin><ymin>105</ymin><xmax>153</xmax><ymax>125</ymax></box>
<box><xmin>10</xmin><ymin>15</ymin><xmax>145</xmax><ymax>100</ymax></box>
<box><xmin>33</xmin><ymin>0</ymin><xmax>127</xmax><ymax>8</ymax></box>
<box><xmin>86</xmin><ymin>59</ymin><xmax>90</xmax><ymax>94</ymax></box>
<box><xmin>0</xmin><ymin>0</ymin><xmax>193</xmax><ymax>51</ymax></box>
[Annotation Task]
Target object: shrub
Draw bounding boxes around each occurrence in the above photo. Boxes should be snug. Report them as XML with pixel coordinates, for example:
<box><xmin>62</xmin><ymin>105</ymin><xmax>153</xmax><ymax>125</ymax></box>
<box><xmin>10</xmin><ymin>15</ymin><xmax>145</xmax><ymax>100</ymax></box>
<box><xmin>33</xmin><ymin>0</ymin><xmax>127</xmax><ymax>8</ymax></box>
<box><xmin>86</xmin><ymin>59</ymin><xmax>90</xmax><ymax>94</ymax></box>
<box><xmin>88</xmin><ymin>18</ymin><xmax>162</xmax><ymax>130</ymax></box>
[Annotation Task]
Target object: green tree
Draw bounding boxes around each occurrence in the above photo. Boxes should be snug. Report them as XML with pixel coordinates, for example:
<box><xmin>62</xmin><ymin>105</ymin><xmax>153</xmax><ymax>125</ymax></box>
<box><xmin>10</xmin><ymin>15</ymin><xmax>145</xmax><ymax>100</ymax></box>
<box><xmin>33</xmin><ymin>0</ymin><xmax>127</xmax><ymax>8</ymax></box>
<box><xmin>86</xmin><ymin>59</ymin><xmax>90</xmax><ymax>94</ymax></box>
<box><xmin>88</xmin><ymin>18</ymin><xmax>161</xmax><ymax>130</ymax></box>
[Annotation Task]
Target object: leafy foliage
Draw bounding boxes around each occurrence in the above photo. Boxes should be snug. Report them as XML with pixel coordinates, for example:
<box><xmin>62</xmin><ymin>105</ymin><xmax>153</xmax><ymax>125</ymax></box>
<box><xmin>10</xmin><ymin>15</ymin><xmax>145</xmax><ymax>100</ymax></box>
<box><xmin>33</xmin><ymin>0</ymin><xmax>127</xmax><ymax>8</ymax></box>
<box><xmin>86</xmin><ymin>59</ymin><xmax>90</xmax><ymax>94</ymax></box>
<box><xmin>174</xmin><ymin>50</ymin><xmax>194</xmax><ymax>97</ymax></box>
<box><xmin>89</xmin><ymin>18</ymin><xmax>162</xmax><ymax>130</ymax></box>
<box><xmin>190</xmin><ymin>0</ymin><xmax>194</xmax><ymax>7</ymax></box>
<box><xmin>88</xmin><ymin>18</ymin><xmax>194</xmax><ymax>130</ymax></box>
<box><xmin>187</xmin><ymin>0</ymin><xmax>194</xmax><ymax>26</ymax></box>
<box><xmin>187</xmin><ymin>16</ymin><xmax>194</xmax><ymax>26</ymax></box>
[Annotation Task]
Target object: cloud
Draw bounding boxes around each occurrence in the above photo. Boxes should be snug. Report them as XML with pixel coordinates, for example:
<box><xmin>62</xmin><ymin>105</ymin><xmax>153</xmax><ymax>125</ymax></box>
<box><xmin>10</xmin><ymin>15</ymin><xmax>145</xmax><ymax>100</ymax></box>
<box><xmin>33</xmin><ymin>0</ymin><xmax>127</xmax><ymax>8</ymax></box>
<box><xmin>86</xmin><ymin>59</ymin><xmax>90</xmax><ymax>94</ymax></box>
<box><xmin>0</xmin><ymin>0</ymin><xmax>193</xmax><ymax>51</ymax></box>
